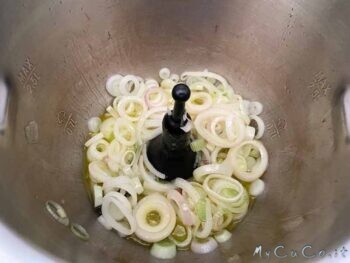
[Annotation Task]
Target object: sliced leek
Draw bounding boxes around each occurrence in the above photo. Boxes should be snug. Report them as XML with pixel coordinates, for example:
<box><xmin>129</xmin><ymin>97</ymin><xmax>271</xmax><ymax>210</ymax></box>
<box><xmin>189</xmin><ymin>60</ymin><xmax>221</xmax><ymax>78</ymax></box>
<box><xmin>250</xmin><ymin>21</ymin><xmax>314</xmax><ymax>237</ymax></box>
<box><xmin>83</xmin><ymin>69</ymin><xmax>269</xmax><ymax>258</ymax></box>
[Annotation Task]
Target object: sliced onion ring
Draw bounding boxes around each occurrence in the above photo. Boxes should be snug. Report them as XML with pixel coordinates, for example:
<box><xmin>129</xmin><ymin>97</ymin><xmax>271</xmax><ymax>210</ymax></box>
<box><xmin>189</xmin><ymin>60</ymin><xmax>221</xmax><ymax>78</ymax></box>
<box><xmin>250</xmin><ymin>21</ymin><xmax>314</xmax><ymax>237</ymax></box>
<box><xmin>228</xmin><ymin>140</ymin><xmax>268</xmax><ymax>182</ymax></box>
<box><xmin>167</xmin><ymin>190</ymin><xmax>195</xmax><ymax>226</ymax></box>
<box><xmin>102</xmin><ymin>193</ymin><xmax>136</xmax><ymax>236</ymax></box>
<box><xmin>174</xmin><ymin>178</ymin><xmax>201</xmax><ymax>203</ymax></box>
<box><xmin>249</xmin><ymin>115</ymin><xmax>265</xmax><ymax>139</ymax></box>
<box><xmin>191</xmin><ymin>237</ymin><xmax>218</xmax><ymax>254</ymax></box>
<box><xmin>203</xmin><ymin>174</ymin><xmax>244</xmax><ymax>203</ymax></box>
<box><xmin>138</xmin><ymin>156</ymin><xmax>174</xmax><ymax>192</ymax></box>
<box><xmin>103</xmin><ymin>176</ymin><xmax>137</xmax><ymax>206</ymax></box>
<box><xmin>133</xmin><ymin>193</ymin><xmax>176</xmax><ymax>243</ymax></box>
<box><xmin>142</xmin><ymin>145</ymin><xmax>166</xmax><ymax>179</ymax></box>
<box><xmin>193</xmin><ymin>162</ymin><xmax>232</xmax><ymax>183</ymax></box>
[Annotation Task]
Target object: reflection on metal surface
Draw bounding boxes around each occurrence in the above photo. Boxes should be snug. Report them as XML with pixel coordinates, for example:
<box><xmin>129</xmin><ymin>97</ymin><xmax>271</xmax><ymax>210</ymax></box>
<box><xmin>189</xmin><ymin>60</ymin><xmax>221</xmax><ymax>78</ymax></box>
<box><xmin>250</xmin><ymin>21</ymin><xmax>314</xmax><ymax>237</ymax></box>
<box><xmin>344</xmin><ymin>87</ymin><xmax>350</xmax><ymax>140</ymax></box>
<box><xmin>0</xmin><ymin>80</ymin><xmax>8</xmax><ymax>132</ymax></box>
<box><xmin>24</xmin><ymin>121</ymin><xmax>39</xmax><ymax>144</ymax></box>
<box><xmin>227</xmin><ymin>254</ymin><xmax>241</xmax><ymax>263</ymax></box>
<box><xmin>0</xmin><ymin>222</ymin><xmax>59</xmax><ymax>263</ymax></box>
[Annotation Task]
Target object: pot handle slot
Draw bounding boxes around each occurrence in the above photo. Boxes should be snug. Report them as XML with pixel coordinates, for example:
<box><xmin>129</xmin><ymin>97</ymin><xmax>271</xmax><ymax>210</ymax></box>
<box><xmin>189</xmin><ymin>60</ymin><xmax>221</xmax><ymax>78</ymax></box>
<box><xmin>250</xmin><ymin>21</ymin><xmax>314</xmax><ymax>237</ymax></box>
<box><xmin>0</xmin><ymin>79</ymin><xmax>8</xmax><ymax>133</ymax></box>
<box><xmin>343</xmin><ymin>87</ymin><xmax>350</xmax><ymax>142</ymax></box>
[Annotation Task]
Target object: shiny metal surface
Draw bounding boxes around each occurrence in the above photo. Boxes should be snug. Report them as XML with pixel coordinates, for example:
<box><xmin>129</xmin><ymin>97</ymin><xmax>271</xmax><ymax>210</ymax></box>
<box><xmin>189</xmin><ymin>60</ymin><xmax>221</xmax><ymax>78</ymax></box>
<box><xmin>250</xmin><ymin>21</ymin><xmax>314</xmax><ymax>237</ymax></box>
<box><xmin>0</xmin><ymin>80</ymin><xmax>8</xmax><ymax>131</ymax></box>
<box><xmin>343</xmin><ymin>88</ymin><xmax>350</xmax><ymax>140</ymax></box>
<box><xmin>0</xmin><ymin>0</ymin><xmax>350</xmax><ymax>262</ymax></box>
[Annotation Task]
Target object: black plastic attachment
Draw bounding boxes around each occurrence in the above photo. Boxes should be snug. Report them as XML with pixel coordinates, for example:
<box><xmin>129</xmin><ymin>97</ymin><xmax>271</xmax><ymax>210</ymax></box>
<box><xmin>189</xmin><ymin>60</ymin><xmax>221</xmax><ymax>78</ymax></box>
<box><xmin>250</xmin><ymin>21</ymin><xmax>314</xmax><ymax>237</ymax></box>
<box><xmin>147</xmin><ymin>84</ymin><xmax>197</xmax><ymax>181</ymax></box>
<box><xmin>172</xmin><ymin>84</ymin><xmax>191</xmax><ymax>123</ymax></box>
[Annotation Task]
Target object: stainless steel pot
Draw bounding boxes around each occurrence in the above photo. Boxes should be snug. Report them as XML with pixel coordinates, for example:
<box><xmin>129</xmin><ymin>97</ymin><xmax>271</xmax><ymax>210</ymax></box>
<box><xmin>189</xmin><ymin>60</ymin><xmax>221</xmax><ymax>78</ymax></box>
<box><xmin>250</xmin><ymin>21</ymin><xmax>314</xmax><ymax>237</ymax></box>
<box><xmin>0</xmin><ymin>1</ymin><xmax>350</xmax><ymax>262</ymax></box>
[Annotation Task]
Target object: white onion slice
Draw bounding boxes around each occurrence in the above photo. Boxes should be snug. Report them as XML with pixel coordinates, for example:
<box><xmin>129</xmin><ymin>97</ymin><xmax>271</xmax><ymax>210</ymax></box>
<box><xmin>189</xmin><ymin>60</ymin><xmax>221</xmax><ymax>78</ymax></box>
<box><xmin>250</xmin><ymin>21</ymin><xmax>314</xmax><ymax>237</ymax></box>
<box><xmin>106</xmin><ymin>106</ymin><xmax>119</xmax><ymax>119</ymax></box>
<box><xmin>138</xmin><ymin>157</ymin><xmax>174</xmax><ymax>192</ymax></box>
<box><xmin>203</xmin><ymin>174</ymin><xmax>244</xmax><ymax>203</ymax></box>
<box><xmin>105</xmin><ymin>191</ymin><xmax>132</xmax><ymax>211</ymax></box>
<box><xmin>189</xmin><ymin>78</ymin><xmax>220</xmax><ymax>97</ymax></box>
<box><xmin>106</xmin><ymin>159</ymin><xmax>119</xmax><ymax>174</ymax></box>
<box><xmin>106</xmin><ymin>192</ymin><xmax>131</xmax><ymax>221</ymax></box>
<box><xmin>88</xmin><ymin>160</ymin><xmax>112</xmax><ymax>183</ymax></box>
<box><xmin>186</xmin><ymin>92</ymin><xmax>213</xmax><ymax>116</ymax></box>
<box><xmin>170</xmin><ymin>225</ymin><xmax>192</xmax><ymax>248</ymax></box>
<box><xmin>134</xmin><ymin>194</ymin><xmax>176</xmax><ymax>243</ymax></box>
<box><xmin>131</xmin><ymin>176</ymin><xmax>144</xmax><ymax>194</ymax></box>
<box><xmin>213</xmin><ymin>209</ymin><xmax>234</xmax><ymax>232</ymax></box>
<box><xmin>102</xmin><ymin>193</ymin><xmax>136</xmax><ymax>235</ymax></box>
<box><xmin>121</xmin><ymin>150</ymin><xmax>136</xmax><ymax>167</ymax></box>
<box><xmin>191</xmin><ymin>237</ymin><xmax>218</xmax><ymax>254</ymax></box>
<box><xmin>87</xmin><ymin>139</ymin><xmax>109</xmax><ymax>162</ymax></box>
<box><xmin>144</xmin><ymin>88</ymin><xmax>168</xmax><ymax>108</ymax></box>
<box><xmin>181</xmin><ymin>71</ymin><xmax>230</xmax><ymax>91</ymax></box>
<box><xmin>167</xmin><ymin>190</ymin><xmax>195</xmax><ymax>226</ymax></box>
<box><xmin>160</xmin><ymin>79</ymin><xmax>176</xmax><ymax>89</ymax></box>
<box><xmin>193</xmin><ymin>162</ymin><xmax>232</xmax><ymax>183</ymax></box>
<box><xmin>142</xmin><ymin>146</ymin><xmax>166</xmax><ymax>179</ymax></box>
<box><xmin>200</xmin><ymin>147</ymin><xmax>211</xmax><ymax>165</ymax></box>
<box><xmin>100</xmin><ymin>118</ymin><xmax>115</xmax><ymax>141</ymax></box>
<box><xmin>137</xmin><ymin>107</ymin><xmax>166</xmax><ymax>143</ymax></box>
<box><xmin>194</xmin><ymin>108</ymin><xmax>245</xmax><ymax>148</ymax></box>
<box><xmin>194</xmin><ymin>198</ymin><xmax>213</xmax><ymax>239</ymax></box>
<box><xmin>159</xmin><ymin>68</ymin><xmax>171</xmax><ymax>79</ymax></box>
<box><xmin>206</xmin><ymin>143</ymin><xmax>216</xmax><ymax>152</ymax></box>
<box><xmin>210</xmin><ymin>147</ymin><xmax>229</xmax><ymax>164</ymax></box>
<box><xmin>212</xmin><ymin>207</ymin><xmax>224</xmax><ymax>231</ymax></box>
<box><xmin>150</xmin><ymin>239</ymin><xmax>176</xmax><ymax>259</ymax></box>
<box><xmin>170</xmin><ymin>74</ymin><xmax>179</xmax><ymax>82</ymax></box>
<box><xmin>181</xmin><ymin>119</ymin><xmax>192</xmax><ymax>133</ymax></box>
<box><xmin>113</xmin><ymin>118</ymin><xmax>136</xmax><ymax>146</ymax></box>
<box><xmin>249</xmin><ymin>179</ymin><xmax>265</xmax><ymax>196</ymax></box>
<box><xmin>106</xmin><ymin>74</ymin><xmax>123</xmax><ymax>97</ymax></box>
<box><xmin>88</xmin><ymin>117</ymin><xmax>102</xmax><ymax>133</ymax></box>
<box><xmin>103</xmin><ymin>176</ymin><xmax>137</xmax><ymax>206</ymax></box>
<box><xmin>85</xmin><ymin>132</ymin><xmax>104</xmax><ymax>147</ymax></box>
<box><xmin>84</xmin><ymin>68</ymin><xmax>270</xmax><ymax>253</ymax></box>
<box><xmin>93</xmin><ymin>185</ymin><xmax>103</xmax><ymax>207</ymax></box>
<box><xmin>228</xmin><ymin>140</ymin><xmax>268</xmax><ymax>182</ymax></box>
<box><xmin>249</xmin><ymin>115</ymin><xmax>265</xmax><ymax>139</ymax></box>
<box><xmin>145</xmin><ymin>79</ymin><xmax>159</xmax><ymax>89</ymax></box>
<box><xmin>214</xmin><ymin>230</ymin><xmax>232</xmax><ymax>243</ymax></box>
<box><xmin>245</xmin><ymin>126</ymin><xmax>256</xmax><ymax>140</ymax></box>
<box><xmin>248</xmin><ymin>101</ymin><xmax>263</xmax><ymax>115</ymax></box>
<box><xmin>174</xmin><ymin>178</ymin><xmax>201</xmax><ymax>203</ymax></box>
<box><xmin>119</xmin><ymin>75</ymin><xmax>141</xmax><ymax>96</ymax></box>
<box><xmin>117</xmin><ymin>96</ymin><xmax>147</xmax><ymax>122</ymax></box>
<box><xmin>107</xmin><ymin>139</ymin><xmax>126</xmax><ymax>162</ymax></box>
